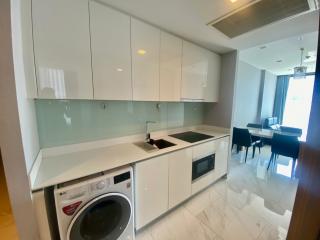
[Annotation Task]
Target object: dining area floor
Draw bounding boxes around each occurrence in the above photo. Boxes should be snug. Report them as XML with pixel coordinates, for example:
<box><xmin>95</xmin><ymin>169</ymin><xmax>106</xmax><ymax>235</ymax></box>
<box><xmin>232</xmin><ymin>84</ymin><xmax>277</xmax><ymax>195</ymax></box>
<box><xmin>136</xmin><ymin>146</ymin><xmax>298</xmax><ymax>240</ymax></box>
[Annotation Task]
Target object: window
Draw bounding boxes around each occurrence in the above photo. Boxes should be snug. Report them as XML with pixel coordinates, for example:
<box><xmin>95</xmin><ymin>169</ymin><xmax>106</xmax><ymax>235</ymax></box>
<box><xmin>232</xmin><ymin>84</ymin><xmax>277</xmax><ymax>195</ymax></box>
<box><xmin>282</xmin><ymin>74</ymin><xmax>315</xmax><ymax>140</ymax></box>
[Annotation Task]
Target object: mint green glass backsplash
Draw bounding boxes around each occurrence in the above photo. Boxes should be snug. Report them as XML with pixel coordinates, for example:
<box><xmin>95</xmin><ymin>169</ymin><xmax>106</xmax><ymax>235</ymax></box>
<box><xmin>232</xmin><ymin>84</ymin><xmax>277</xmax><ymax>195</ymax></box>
<box><xmin>35</xmin><ymin>100</ymin><xmax>204</xmax><ymax>148</ymax></box>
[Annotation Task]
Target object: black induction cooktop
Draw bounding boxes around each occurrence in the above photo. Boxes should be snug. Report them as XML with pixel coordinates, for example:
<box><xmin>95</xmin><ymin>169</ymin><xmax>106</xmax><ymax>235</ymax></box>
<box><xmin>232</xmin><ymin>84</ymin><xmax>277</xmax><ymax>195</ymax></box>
<box><xmin>169</xmin><ymin>131</ymin><xmax>214</xmax><ymax>143</ymax></box>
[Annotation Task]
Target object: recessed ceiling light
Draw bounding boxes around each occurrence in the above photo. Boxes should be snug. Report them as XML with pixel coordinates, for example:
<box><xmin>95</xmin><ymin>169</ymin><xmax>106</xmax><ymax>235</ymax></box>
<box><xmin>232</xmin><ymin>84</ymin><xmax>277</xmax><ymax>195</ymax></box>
<box><xmin>276</xmin><ymin>60</ymin><xmax>282</xmax><ymax>63</ymax></box>
<box><xmin>230</xmin><ymin>0</ymin><xmax>237</xmax><ymax>2</ymax></box>
<box><xmin>116</xmin><ymin>68</ymin><xmax>123</xmax><ymax>72</ymax></box>
<box><xmin>137</xmin><ymin>49</ymin><xmax>147</xmax><ymax>55</ymax></box>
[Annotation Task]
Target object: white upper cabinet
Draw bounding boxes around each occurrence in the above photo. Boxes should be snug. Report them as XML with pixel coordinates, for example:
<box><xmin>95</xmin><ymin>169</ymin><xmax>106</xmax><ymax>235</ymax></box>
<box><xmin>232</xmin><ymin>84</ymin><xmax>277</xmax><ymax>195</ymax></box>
<box><xmin>159</xmin><ymin>32</ymin><xmax>182</xmax><ymax>101</ymax></box>
<box><xmin>181</xmin><ymin>41</ymin><xmax>221</xmax><ymax>102</ymax></box>
<box><xmin>90</xmin><ymin>1</ymin><xmax>132</xmax><ymax>100</ymax></box>
<box><xmin>32</xmin><ymin>0</ymin><xmax>93</xmax><ymax>99</ymax></box>
<box><xmin>181</xmin><ymin>41</ymin><xmax>208</xmax><ymax>101</ymax></box>
<box><xmin>32</xmin><ymin>1</ymin><xmax>220</xmax><ymax>101</ymax></box>
<box><xmin>131</xmin><ymin>18</ymin><xmax>160</xmax><ymax>101</ymax></box>
<box><xmin>204</xmin><ymin>50</ymin><xmax>221</xmax><ymax>102</ymax></box>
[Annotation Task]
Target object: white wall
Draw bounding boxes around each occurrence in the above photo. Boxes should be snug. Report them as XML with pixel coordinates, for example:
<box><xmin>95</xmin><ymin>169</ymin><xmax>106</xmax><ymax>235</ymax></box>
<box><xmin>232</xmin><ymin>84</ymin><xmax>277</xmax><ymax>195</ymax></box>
<box><xmin>233</xmin><ymin>61</ymin><xmax>278</xmax><ymax>128</ymax></box>
<box><xmin>260</xmin><ymin>70</ymin><xmax>277</xmax><ymax>120</ymax></box>
<box><xmin>11</xmin><ymin>0</ymin><xmax>40</xmax><ymax>173</ymax></box>
<box><xmin>233</xmin><ymin>61</ymin><xmax>262</xmax><ymax>127</ymax></box>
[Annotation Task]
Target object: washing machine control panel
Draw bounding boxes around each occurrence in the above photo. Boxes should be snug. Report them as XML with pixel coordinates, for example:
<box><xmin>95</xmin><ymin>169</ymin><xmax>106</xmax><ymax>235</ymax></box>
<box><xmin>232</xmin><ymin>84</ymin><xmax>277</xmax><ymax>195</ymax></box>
<box><xmin>96</xmin><ymin>180</ymin><xmax>106</xmax><ymax>190</ymax></box>
<box><xmin>60</xmin><ymin>186</ymin><xmax>88</xmax><ymax>200</ymax></box>
<box><xmin>90</xmin><ymin>178</ymin><xmax>111</xmax><ymax>192</ymax></box>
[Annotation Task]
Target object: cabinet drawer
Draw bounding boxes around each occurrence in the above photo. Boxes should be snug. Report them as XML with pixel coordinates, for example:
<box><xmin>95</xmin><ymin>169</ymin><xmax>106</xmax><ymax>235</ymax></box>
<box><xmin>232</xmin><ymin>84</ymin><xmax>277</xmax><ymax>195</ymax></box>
<box><xmin>193</xmin><ymin>141</ymin><xmax>216</xmax><ymax>160</ymax></box>
<box><xmin>191</xmin><ymin>171</ymin><xmax>214</xmax><ymax>195</ymax></box>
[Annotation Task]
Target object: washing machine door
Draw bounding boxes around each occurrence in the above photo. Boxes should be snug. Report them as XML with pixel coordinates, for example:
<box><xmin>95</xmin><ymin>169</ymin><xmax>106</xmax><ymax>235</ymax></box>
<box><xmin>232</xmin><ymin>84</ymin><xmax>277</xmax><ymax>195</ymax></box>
<box><xmin>67</xmin><ymin>193</ymin><xmax>132</xmax><ymax>240</ymax></box>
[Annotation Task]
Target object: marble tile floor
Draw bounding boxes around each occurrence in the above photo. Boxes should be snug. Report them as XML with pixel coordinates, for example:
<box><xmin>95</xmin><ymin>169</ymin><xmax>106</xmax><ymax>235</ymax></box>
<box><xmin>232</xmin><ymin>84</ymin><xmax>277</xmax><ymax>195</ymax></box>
<box><xmin>136</xmin><ymin>146</ymin><xmax>298</xmax><ymax>240</ymax></box>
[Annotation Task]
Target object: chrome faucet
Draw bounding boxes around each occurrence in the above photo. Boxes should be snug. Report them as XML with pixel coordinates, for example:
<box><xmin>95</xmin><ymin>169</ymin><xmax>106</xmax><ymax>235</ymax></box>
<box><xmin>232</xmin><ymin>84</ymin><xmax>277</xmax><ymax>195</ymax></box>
<box><xmin>145</xmin><ymin>121</ymin><xmax>156</xmax><ymax>143</ymax></box>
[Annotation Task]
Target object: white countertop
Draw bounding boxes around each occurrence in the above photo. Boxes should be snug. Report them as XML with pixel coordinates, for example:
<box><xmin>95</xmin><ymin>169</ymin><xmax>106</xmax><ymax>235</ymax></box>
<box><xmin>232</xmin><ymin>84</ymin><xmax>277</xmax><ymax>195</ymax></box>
<box><xmin>31</xmin><ymin>127</ymin><xmax>229</xmax><ymax>191</ymax></box>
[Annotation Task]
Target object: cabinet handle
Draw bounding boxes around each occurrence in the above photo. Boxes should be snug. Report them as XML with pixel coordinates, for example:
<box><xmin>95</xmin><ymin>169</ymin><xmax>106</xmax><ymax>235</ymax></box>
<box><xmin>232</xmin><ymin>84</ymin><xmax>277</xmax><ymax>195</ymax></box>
<box><xmin>180</xmin><ymin>98</ymin><xmax>204</xmax><ymax>102</ymax></box>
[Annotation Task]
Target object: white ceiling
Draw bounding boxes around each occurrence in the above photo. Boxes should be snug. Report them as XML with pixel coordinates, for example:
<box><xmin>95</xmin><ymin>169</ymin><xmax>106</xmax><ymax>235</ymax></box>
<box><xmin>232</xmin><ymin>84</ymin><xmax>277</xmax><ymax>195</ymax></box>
<box><xmin>240</xmin><ymin>31</ymin><xmax>318</xmax><ymax>75</ymax></box>
<box><xmin>99</xmin><ymin>0</ymin><xmax>319</xmax><ymax>53</ymax></box>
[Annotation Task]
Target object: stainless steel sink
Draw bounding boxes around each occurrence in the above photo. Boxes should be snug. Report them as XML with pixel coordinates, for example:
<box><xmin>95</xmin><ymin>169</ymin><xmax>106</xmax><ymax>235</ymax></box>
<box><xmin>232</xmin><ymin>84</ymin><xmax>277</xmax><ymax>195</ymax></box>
<box><xmin>151</xmin><ymin>139</ymin><xmax>176</xmax><ymax>149</ymax></box>
<box><xmin>134</xmin><ymin>139</ymin><xmax>176</xmax><ymax>152</ymax></box>
<box><xmin>134</xmin><ymin>141</ymin><xmax>158</xmax><ymax>152</ymax></box>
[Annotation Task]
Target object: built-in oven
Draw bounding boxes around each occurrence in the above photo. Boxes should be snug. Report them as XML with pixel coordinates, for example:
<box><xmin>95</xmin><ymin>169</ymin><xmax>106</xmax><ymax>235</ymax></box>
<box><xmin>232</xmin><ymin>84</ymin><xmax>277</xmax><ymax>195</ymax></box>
<box><xmin>192</xmin><ymin>154</ymin><xmax>215</xmax><ymax>181</ymax></box>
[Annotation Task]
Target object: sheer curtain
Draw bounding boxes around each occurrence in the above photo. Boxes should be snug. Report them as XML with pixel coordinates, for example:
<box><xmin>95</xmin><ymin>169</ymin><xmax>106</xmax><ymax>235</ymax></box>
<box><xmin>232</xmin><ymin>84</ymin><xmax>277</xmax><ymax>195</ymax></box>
<box><xmin>273</xmin><ymin>75</ymin><xmax>290</xmax><ymax>124</ymax></box>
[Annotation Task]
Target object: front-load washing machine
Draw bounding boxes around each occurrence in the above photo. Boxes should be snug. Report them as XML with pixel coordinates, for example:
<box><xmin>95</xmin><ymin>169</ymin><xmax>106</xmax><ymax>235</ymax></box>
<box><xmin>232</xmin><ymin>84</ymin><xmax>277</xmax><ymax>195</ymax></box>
<box><xmin>54</xmin><ymin>166</ymin><xmax>134</xmax><ymax>240</ymax></box>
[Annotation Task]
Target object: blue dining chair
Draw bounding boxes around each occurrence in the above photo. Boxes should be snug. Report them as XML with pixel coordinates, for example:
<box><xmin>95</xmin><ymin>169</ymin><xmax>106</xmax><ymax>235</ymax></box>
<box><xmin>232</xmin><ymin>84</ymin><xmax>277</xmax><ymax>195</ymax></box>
<box><xmin>280</xmin><ymin>126</ymin><xmax>302</xmax><ymax>137</ymax></box>
<box><xmin>232</xmin><ymin>127</ymin><xmax>262</xmax><ymax>162</ymax></box>
<box><xmin>267</xmin><ymin>133</ymin><xmax>300</xmax><ymax>177</ymax></box>
<box><xmin>247</xmin><ymin>123</ymin><xmax>263</xmax><ymax>143</ymax></box>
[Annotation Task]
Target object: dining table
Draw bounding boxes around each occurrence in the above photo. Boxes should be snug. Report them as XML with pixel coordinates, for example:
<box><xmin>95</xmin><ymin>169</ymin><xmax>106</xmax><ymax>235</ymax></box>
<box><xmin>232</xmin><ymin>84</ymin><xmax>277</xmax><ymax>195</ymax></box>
<box><xmin>248</xmin><ymin>128</ymin><xmax>303</xmax><ymax>140</ymax></box>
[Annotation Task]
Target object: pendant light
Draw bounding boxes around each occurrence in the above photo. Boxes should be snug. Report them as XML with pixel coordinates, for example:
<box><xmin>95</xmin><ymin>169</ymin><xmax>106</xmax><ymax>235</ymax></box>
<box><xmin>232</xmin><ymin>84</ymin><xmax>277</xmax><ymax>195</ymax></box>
<box><xmin>293</xmin><ymin>48</ymin><xmax>307</xmax><ymax>79</ymax></box>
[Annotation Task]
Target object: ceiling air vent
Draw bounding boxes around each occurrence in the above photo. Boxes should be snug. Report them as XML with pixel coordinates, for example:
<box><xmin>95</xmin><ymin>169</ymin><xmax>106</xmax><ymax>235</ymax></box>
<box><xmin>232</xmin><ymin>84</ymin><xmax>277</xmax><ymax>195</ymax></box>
<box><xmin>208</xmin><ymin>0</ymin><xmax>317</xmax><ymax>38</ymax></box>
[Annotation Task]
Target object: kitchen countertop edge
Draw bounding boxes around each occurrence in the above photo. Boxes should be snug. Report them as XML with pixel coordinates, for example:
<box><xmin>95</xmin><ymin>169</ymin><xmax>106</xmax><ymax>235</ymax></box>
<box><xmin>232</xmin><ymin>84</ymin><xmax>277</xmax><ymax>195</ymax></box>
<box><xmin>31</xmin><ymin>127</ymin><xmax>230</xmax><ymax>191</ymax></box>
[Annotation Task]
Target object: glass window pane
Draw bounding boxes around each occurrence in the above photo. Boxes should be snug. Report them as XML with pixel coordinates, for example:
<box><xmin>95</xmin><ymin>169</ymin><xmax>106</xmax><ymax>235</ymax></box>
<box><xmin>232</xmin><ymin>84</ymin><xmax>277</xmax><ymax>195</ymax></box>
<box><xmin>283</xmin><ymin>75</ymin><xmax>315</xmax><ymax>140</ymax></box>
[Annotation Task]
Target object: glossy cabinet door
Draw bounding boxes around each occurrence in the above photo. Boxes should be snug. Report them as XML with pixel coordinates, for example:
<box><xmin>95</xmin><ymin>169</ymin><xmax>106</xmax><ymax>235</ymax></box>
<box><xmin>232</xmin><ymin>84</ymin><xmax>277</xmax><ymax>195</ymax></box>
<box><xmin>160</xmin><ymin>32</ymin><xmax>182</xmax><ymax>101</ymax></box>
<box><xmin>131</xmin><ymin>18</ymin><xmax>160</xmax><ymax>101</ymax></box>
<box><xmin>32</xmin><ymin>0</ymin><xmax>93</xmax><ymax>99</ymax></box>
<box><xmin>181</xmin><ymin>41</ymin><xmax>208</xmax><ymax>101</ymax></box>
<box><xmin>204</xmin><ymin>50</ymin><xmax>221</xmax><ymax>102</ymax></box>
<box><xmin>168</xmin><ymin>148</ymin><xmax>192</xmax><ymax>209</ymax></box>
<box><xmin>214</xmin><ymin>137</ymin><xmax>229</xmax><ymax>180</ymax></box>
<box><xmin>90</xmin><ymin>1</ymin><xmax>132</xmax><ymax>100</ymax></box>
<box><xmin>135</xmin><ymin>155</ymin><xmax>169</xmax><ymax>229</ymax></box>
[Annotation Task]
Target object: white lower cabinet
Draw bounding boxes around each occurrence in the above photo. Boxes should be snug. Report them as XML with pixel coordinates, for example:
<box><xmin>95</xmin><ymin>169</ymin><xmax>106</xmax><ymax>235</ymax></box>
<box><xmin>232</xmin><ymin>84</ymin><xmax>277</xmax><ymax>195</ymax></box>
<box><xmin>191</xmin><ymin>137</ymin><xmax>229</xmax><ymax>195</ymax></box>
<box><xmin>135</xmin><ymin>137</ymin><xmax>229</xmax><ymax>229</ymax></box>
<box><xmin>135</xmin><ymin>148</ymin><xmax>192</xmax><ymax>229</ymax></box>
<box><xmin>214</xmin><ymin>137</ymin><xmax>229</xmax><ymax>180</ymax></box>
<box><xmin>168</xmin><ymin>149</ymin><xmax>192</xmax><ymax>209</ymax></box>
<box><xmin>135</xmin><ymin>155</ymin><xmax>169</xmax><ymax>229</ymax></box>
